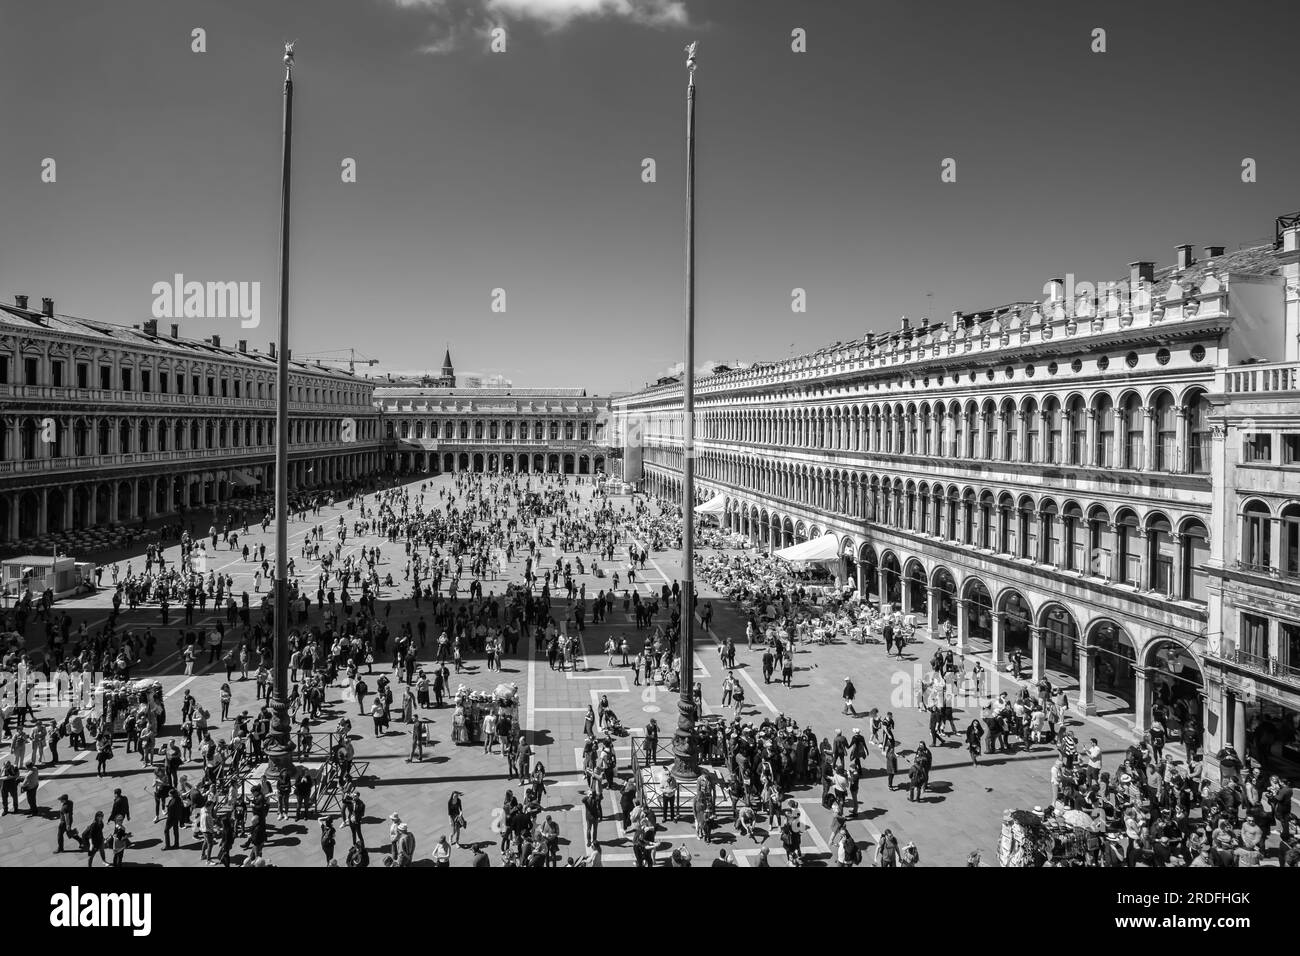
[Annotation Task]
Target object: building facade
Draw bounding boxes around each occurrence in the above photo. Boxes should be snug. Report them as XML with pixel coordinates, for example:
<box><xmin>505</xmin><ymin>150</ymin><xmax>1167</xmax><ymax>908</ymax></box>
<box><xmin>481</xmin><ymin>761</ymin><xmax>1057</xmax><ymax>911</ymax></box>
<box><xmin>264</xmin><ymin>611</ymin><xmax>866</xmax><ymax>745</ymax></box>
<box><xmin>376</xmin><ymin>386</ymin><xmax>613</xmax><ymax>475</ymax></box>
<box><xmin>615</xmin><ymin>221</ymin><xmax>1300</xmax><ymax>755</ymax></box>
<box><xmin>0</xmin><ymin>297</ymin><xmax>384</xmax><ymax>549</ymax></box>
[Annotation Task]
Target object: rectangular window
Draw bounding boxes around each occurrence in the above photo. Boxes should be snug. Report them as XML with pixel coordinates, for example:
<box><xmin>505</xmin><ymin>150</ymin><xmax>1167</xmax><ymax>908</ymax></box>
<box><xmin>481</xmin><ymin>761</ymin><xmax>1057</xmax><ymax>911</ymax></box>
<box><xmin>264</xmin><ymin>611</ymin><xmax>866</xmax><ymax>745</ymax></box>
<box><xmin>141</xmin><ymin>370</ymin><xmax>151</xmax><ymax>393</ymax></box>
<box><xmin>100</xmin><ymin>366</ymin><xmax>112</xmax><ymax>390</ymax></box>
<box><xmin>1244</xmin><ymin>433</ymin><xmax>1272</xmax><ymax>463</ymax></box>
<box><xmin>1282</xmin><ymin>622</ymin><xmax>1300</xmax><ymax>676</ymax></box>
<box><xmin>121</xmin><ymin>368</ymin><xmax>132</xmax><ymax>391</ymax></box>
<box><xmin>160</xmin><ymin>372</ymin><xmax>169</xmax><ymax>393</ymax></box>
<box><xmin>192</xmin><ymin>375</ymin><xmax>200</xmax><ymax>395</ymax></box>
<box><xmin>1282</xmin><ymin>434</ymin><xmax>1300</xmax><ymax>465</ymax></box>
<box><xmin>77</xmin><ymin>363</ymin><xmax>88</xmax><ymax>389</ymax></box>
<box><xmin>50</xmin><ymin>361</ymin><xmax>64</xmax><ymax>387</ymax></box>
<box><xmin>1240</xmin><ymin>613</ymin><xmax>1269</xmax><ymax>660</ymax></box>
<box><xmin>0</xmin><ymin>356</ymin><xmax>8</xmax><ymax>384</ymax></box>
<box><xmin>24</xmin><ymin>357</ymin><xmax>39</xmax><ymax>384</ymax></box>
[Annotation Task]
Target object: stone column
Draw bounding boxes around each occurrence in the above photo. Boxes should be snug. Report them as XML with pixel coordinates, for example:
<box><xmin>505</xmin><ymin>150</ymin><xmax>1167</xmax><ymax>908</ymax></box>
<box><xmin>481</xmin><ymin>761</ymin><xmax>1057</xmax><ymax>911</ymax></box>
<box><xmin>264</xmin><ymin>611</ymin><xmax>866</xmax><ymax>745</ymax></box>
<box><xmin>1142</xmin><ymin>406</ymin><xmax>1156</xmax><ymax>472</ymax></box>
<box><xmin>1173</xmin><ymin>405</ymin><xmax>1187</xmax><ymax>473</ymax></box>
<box><xmin>927</xmin><ymin>586</ymin><xmax>940</xmax><ymax>634</ymax></box>
<box><xmin>1076</xmin><ymin>646</ymin><xmax>1097</xmax><ymax>715</ymax></box>
<box><xmin>1086</xmin><ymin>408</ymin><xmax>1099</xmax><ymax>467</ymax></box>
<box><xmin>1133</xmin><ymin>667</ymin><xmax>1151</xmax><ymax>734</ymax></box>
<box><xmin>878</xmin><ymin>566</ymin><xmax>889</xmax><ymax>610</ymax></box>
<box><xmin>991</xmin><ymin>611</ymin><xmax>1006</xmax><ymax>665</ymax></box>
<box><xmin>1030</xmin><ymin>625</ymin><xmax>1046</xmax><ymax>681</ymax></box>
<box><xmin>954</xmin><ymin>598</ymin><xmax>969</xmax><ymax>654</ymax></box>
<box><xmin>1232</xmin><ymin>694</ymin><xmax>1247</xmax><ymax>756</ymax></box>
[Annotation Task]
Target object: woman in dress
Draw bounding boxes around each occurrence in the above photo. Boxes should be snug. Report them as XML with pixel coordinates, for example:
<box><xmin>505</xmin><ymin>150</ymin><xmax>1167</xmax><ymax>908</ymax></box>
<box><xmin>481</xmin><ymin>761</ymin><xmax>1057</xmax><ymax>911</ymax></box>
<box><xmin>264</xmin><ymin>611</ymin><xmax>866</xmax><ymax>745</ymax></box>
<box><xmin>582</xmin><ymin>704</ymin><xmax>595</xmax><ymax>738</ymax></box>
<box><xmin>452</xmin><ymin>702</ymin><xmax>467</xmax><ymax>744</ymax></box>
<box><xmin>401</xmin><ymin>689</ymin><xmax>415</xmax><ymax>725</ymax></box>
<box><xmin>447</xmin><ymin>791</ymin><xmax>465</xmax><ymax>846</ymax></box>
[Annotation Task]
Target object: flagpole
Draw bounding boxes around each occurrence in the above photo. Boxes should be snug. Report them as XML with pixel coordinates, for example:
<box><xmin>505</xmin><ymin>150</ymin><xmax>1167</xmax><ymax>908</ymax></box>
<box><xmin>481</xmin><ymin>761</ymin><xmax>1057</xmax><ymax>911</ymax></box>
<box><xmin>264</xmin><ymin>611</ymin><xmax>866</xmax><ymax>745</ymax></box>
<box><xmin>671</xmin><ymin>42</ymin><xmax>700</xmax><ymax>782</ymax></box>
<box><xmin>264</xmin><ymin>41</ymin><xmax>296</xmax><ymax>784</ymax></box>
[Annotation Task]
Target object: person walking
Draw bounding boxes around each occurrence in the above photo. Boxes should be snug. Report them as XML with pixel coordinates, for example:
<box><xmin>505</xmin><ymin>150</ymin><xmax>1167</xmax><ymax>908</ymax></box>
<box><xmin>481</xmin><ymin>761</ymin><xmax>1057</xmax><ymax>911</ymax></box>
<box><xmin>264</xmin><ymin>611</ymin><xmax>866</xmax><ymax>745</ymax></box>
<box><xmin>842</xmin><ymin>677</ymin><xmax>857</xmax><ymax>717</ymax></box>
<box><xmin>83</xmin><ymin>811</ymin><xmax>107</xmax><ymax>867</ymax></box>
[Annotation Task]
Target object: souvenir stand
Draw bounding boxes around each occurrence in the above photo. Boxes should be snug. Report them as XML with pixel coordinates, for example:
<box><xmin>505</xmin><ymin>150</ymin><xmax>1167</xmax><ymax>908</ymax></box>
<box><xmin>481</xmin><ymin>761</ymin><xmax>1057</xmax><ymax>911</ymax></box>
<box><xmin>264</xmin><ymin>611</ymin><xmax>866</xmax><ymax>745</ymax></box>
<box><xmin>100</xmin><ymin>677</ymin><xmax>165</xmax><ymax>736</ymax></box>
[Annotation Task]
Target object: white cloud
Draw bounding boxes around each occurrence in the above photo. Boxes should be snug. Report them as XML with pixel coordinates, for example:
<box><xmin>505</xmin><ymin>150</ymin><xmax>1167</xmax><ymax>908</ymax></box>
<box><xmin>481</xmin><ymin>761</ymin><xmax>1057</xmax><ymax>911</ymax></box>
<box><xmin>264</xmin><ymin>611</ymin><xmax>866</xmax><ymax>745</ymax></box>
<box><xmin>388</xmin><ymin>0</ymin><xmax>688</xmax><ymax>53</ymax></box>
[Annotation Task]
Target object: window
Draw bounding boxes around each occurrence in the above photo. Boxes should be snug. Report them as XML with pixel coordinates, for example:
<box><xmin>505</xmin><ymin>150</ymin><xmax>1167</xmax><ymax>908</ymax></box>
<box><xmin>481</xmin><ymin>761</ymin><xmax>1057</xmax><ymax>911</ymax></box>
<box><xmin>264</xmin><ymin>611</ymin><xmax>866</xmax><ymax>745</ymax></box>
<box><xmin>1285</xmin><ymin>435</ymin><xmax>1300</xmax><ymax>465</ymax></box>
<box><xmin>982</xmin><ymin>407</ymin><xmax>997</xmax><ymax>459</ymax></box>
<box><xmin>1003</xmin><ymin>407</ymin><xmax>1017</xmax><ymax>461</ymax></box>
<box><xmin>1025</xmin><ymin>406</ymin><xmax>1040</xmax><ymax>462</ymax></box>
<box><xmin>0</xmin><ymin>355</ymin><xmax>8</xmax><ymax>384</ymax></box>
<box><xmin>1154</xmin><ymin>395</ymin><xmax>1176</xmax><ymax>470</ymax></box>
<box><xmin>1241</xmin><ymin>502</ymin><xmax>1272</xmax><ymax>571</ymax></box>
<box><xmin>1244</xmin><ymin>433</ymin><xmax>1272</xmax><ymax>463</ymax></box>
<box><xmin>1068</xmin><ymin>399</ymin><xmax>1087</xmax><ymax>465</ymax></box>
<box><xmin>1282</xmin><ymin>622</ymin><xmax>1300</xmax><ymax>675</ymax></box>
<box><xmin>1187</xmin><ymin>395</ymin><xmax>1210</xmax><ymax>473</ymax></box>
<box><xmin>50</xmin><ymin>361</ymin><xmax>64</xmax><ymax>387</ymax></box>
<box><xmin>76</xmin><ymin>363</ymin><xmax>88</xmax><ymax>389</ymax></box>
<box><xmin>207</xmin><ymin>377</ymin><xmax>215</xmax><ymax>396</ymax></box>
<box><xmin>192</xmin><ymin>374</ymin><xmax>200</xmax><ymax>395</ymax></box>
<box><xmin>1282</xmin><ymin>506</ymin><xmax>1300</xmax><ymax>579</ymax></box>
<box><xmin>1240</xmin><ymin>613</ymin><xmax>1269</xmax><ymax>661</ymax></box>
<box><xmin>1045</xmin><ymin>401</ymin><xmax>1062</xmax><ymax>463</ymax></box>
<box><xmin>24</xmin><ymin>357</ymin><xmax>39</xmax><ymax>384</ymax></box>
<box><xmin>100</xmin><ymin>366</ymin><xmax>112</xmax><ymax>390</ymax></box>
<box><xmin>121</xmin><ymin>368</ymin><xmax>132</xmax><ymax>391</ymax></box>
<box><xmin>1122</xmin><ymin>396</ymin><xmax>1143</xmax><ymax>468</ymax></box>
<box><xmin>1094</xmin><ymin>396</ymin><xmax>1115</xmax><ymax>467</ymax></box>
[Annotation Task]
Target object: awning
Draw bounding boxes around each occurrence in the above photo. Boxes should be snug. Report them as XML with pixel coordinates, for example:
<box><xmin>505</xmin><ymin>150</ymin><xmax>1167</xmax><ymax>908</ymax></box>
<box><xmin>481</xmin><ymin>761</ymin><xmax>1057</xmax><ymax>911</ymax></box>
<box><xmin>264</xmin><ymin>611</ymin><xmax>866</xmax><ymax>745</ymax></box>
<box><xmin>774</xmin><ymin>535</ymin><xmax>842</xmax><ymax>564</ymax></box>
<box><xmin>693</xmin><ymin>493</ymin><xmax>728</xmax><ymax>516</ymax></box>
<box><xmin>231</xmin><ymin>470</ymin><xmax>258</xmax><ymax>488</ymax></box>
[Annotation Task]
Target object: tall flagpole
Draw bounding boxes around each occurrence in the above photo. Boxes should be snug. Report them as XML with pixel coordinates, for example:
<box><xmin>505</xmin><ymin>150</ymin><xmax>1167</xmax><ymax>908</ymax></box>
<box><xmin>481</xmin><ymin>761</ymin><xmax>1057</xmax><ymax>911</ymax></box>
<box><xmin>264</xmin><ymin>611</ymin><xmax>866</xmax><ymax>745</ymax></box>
<box><xmin>264</xmin><ymin>41</ymin><xmax>296</xmax><ymax>783</ymax></box>
<box><xmin>671</xmin><ymin>41</ymin><xmax>700</xmax><ymax>782</ymax></box>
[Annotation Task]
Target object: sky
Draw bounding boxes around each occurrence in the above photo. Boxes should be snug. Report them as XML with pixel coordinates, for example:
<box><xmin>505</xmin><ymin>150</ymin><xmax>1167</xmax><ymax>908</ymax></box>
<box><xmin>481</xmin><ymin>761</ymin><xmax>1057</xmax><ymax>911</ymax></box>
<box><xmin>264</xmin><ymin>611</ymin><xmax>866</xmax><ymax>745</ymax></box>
<box><xmin>2</xmin><ymin>0</ymin><xmax>1297</xmax><ymax>394</ymax></box>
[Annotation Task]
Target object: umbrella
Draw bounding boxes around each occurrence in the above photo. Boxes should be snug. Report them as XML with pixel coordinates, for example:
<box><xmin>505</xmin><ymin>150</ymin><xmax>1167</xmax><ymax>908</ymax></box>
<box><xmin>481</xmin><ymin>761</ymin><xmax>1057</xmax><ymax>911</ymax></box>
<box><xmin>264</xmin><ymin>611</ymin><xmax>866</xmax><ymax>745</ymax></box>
<box><xmin>1061</xmin><ymin>808</ymin><xmax>1098</xmax><ymax>830</ymax></box>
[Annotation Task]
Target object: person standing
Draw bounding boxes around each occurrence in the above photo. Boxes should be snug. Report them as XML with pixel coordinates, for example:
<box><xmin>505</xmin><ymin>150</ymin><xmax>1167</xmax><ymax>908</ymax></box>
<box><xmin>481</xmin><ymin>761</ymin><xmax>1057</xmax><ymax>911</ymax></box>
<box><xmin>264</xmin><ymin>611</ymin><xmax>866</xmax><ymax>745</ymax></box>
<box><xmin>320</xmin><ymin>816</ymin><xmax>337</xmax><ymax>865</ymax></box>
<box><xmin>582</xmin><ymin>788</ymin><xmax>602</xmax><ymax>848</ymax></box>
<box><xmin>20</xmin><ymin>761</ymin><xmax>39</xmax><ymax>816</ymax></box>
<box><xmin>842</xmin><ymin>678</ymin><xmax>857</xmax><ymax>717</ymax></box>
<box><xmin>109</xmin><ymin>817</ymin><xmax>131</xmax><ymax>867</ymax></box>
<box><xmin>448</xmin><ymin>791</ymin><xmax>466</xmax><ymax>847</ymax></box>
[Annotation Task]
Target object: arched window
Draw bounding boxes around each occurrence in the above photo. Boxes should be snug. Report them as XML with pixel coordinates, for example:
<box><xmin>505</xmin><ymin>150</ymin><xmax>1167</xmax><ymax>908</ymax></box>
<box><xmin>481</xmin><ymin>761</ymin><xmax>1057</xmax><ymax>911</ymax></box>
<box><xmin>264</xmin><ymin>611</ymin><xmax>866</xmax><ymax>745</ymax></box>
<box><xmin>1094</xmin><ymin>395</ymin><xmax>1115</xmax><ymax>467</ymax></box>
<box><xmin>1187</xmin><ymin>393</ymin><xmax>1211</xmax><ymax>473</ymax></box>
<box><xmin>1068</xmin><ymin>398</ymin><xmax>1087</xmax><ymax>465</ymax></box>
<box><xmin>1153</xmin><ymin>393</ymin><xmax>1177</xmax><ymax>471</ymax></box>
<box><xmin>1121</xmin><ymin>394</ymin><xmax>1143</xmax><ymax>469</ymax></box>
<box><xmin>1003</xmin><ymin>401</ymin><xmax>1018</xmax><ymax>461</ymax></box>
<box><xmin>1023</xmin><ymin>399</ymin><xmax>1039</xmax><ymax>463</ymax></box>
<box><xmin>1241</xmin><ymin>501</ymin><xmax>1273</xmax><ymax>571</ymax></box>
<box><xmin>982</xmin><ymin>404</ymin><xmax>998</xmax><ymax>459</ymax></box>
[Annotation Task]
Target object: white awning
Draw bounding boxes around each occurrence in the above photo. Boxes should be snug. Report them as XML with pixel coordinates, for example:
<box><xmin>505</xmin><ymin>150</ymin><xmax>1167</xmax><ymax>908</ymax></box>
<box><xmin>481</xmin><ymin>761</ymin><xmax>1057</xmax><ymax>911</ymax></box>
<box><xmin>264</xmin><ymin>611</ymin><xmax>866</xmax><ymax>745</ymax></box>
<box><xmin>693</xmin><ymin>493</ymin><xmax>728</xmax><ymax>516</ymax></box>
<box><xmin>774</xmin><ymin>535</ymin><xmax>842</xmax><ymax>564</ymax></box>
<box><xmin>231</xmin><ymin>470</ymin><xmax>259</xmax><ymax>488</ymax></box>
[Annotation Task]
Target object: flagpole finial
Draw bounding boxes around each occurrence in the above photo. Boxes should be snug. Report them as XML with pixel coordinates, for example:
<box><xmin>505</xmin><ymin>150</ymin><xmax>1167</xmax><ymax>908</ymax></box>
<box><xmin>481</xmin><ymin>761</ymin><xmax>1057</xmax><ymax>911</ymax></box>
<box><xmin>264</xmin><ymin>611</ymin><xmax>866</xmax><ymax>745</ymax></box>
<box><xmin>283</xmin><ymin>41</ymin><xmax>296</xmax><ymax>80</ymax></box>
<box><xmin>685</xmin><ymin>41</ymin><xmax>698</xmax><ymax>78</ymax></box>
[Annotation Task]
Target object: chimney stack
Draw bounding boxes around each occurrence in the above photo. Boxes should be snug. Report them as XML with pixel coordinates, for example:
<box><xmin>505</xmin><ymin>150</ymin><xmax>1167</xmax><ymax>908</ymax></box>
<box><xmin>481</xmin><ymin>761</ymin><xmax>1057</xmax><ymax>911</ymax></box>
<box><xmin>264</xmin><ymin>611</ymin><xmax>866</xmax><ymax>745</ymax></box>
<box><xmin>1129</xmin><ymin>261</ymin><xmax>1155</xmax><ymax>288</ymax></box>
<box><xmin>865</xmin><ymin>332</ymin><xmax>875</xmax><ymax>348</ymax></box>
<box><xmin>238</xmin><ymin>339</ymin><xmax>247</xmax><ymax>353</ymax></box>
<box><xmin>1047</xmin><ymin>278</ymin><xmax>1065</xmax><ymax>303</ymax></box>
<box><xmin>143</xmin><ymin>319</ymin><xmax>158</xmax><ymax>336</ymax></box>
<box><xmin>14</xmin><ymin>294</ymin><xmax>28</xmax><ymax>310</ymax></box>
<box><xmin>41</xmin><ymin>297</ymin><xmax>54</xmax><ymax>317</ymax></box>
<box><xmin>1203</xmin><ymin>245</ymin><xmax>1224</xmax><ymax>259</ymax></box>
<box><xmin>211</xmin><ymin>334</ymin><xmax>221</xmax><ymax>348</ymax></box>
<box><xmin>170</xmin><ymin>323</ymin><xmax>179</xmax><ymax>338</ymax></box>
<box><xmin>1286</xmin><ymin>224</ymin><xmax>1300</xmax><ymax>253</ymax></box>
<box><xmin>269</xmin><ymin>342</ymin><xmax>276</xmax><ymax>358</ymax></box>
<box><xmin>1176</xmin><ymin>244</ymin><xmax>1195</xmax><ymax>270</ymax></box>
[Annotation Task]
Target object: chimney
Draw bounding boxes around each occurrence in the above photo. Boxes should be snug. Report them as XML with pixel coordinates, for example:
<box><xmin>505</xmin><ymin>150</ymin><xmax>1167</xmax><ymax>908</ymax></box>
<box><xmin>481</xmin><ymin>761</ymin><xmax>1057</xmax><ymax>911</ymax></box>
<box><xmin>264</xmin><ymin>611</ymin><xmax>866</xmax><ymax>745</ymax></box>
<box><xmin>1129</xmin><ymin>261</ymin><xmax>1154</xmax><ymax>288</ymax></box>
<box><xmin>41</xmin><ymin>297</ymin><xmax>54</xmax><ymax>317</ymax></box>
<box><xmin>952</xmin><ymin>310</ymin><xmax>962</xmax><ymax>331</ymax></box>
<box><xmin>865</xmin><ymin>332</ymin><xmax>875</xmax><ymax>348</ymax></box>
<box><xmin>238</xmin><ymin>339</ymin><xmax>247</xmax><ymax>353</ymax></box>
<box><xmin>211</xmin><ymin>334</ymin><xmax>221</xmax><ymax>348</ymax></box>
<box><xmin>1047</xmin><ymin>278</ymin><xmax>1065</xmax><ymax>303</ymax></box>
<box><xmin>1176</xmin><ymin>244</ymin><xmax>1195</xmax><ymax>271</ymax></box>
<box><xmin>900</xmin><ymin>315</ymin><xmax>910</xmax><ymax>331</ymax></box>
<box><xmin>269</xmin><ymin>342</ymin><xmax>276</xmax><ymax>358</ymax></box>
<box><xmin>1203</xmin><ymin>245</ymin><xmax>1224</xmax><ymax>259</ymax></box>
<box><xmin>143</xmin><ymin>319</ymin><xmax>158</xmax><ymax>336</ymax></box>
<box><xmin>14</xmin><ymin>294</ymin><xmax>28</xmax><ymax>310</ymax></box>
<box><xmin>170</xmin><ymin>323</ymin><xmax>180</xmax><ymax>338</ymax></box>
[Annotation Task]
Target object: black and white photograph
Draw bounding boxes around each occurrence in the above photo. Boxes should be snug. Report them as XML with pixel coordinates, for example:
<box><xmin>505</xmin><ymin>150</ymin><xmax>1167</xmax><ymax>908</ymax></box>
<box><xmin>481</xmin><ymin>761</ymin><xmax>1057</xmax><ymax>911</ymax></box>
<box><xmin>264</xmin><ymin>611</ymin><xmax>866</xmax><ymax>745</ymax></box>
<box><xmin>1</xmin><ymin>0</ymin><xmax>1297</xmax><ymax>932</ymax></box>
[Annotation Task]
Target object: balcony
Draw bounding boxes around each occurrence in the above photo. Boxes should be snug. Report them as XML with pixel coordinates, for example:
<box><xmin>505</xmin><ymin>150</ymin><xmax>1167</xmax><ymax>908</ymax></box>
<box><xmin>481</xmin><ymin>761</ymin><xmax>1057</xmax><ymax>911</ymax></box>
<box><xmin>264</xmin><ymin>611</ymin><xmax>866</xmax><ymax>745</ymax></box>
<box><xmin>1222</xmin><ymin>361</ymin><xmax>1300</xmax><ymax>395</ymax></box>
<box><xmin>1229</xmin><ymin>648</ymin><xmax>1300</xmax><ymax>686</ymax></box>
<box><xmin>0</xmin><ymin>439</ymin><xmax>380</xmax><ymax>477</ymax></box>
<box><xmin>1</xmin><ymin>383</ymin><xmax>375</xmax><ymax>414</ymax></box>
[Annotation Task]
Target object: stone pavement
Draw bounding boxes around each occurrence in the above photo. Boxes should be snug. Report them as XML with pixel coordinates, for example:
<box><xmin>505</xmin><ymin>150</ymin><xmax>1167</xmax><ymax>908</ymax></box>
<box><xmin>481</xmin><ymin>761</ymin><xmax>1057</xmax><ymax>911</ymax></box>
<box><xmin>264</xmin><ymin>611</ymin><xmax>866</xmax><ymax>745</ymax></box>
<box><xmin>0</xmin><ymin>474</ymin><xmax>1174</xmax><ymax>867</ymax></box>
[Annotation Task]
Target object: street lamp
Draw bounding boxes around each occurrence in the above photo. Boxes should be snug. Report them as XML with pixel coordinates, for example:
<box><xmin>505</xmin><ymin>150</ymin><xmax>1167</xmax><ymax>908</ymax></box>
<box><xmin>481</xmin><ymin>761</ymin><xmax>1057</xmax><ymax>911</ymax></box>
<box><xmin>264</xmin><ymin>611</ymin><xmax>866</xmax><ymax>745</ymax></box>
<box><xmin>262</xmin><ymin>41</ymin><xmax>296</xmax><ymax>785</ymax></box>
<box><xmin>670</xmin><ymin>42</ymin><xmax>701</xmax><ymax>783</ymax></box>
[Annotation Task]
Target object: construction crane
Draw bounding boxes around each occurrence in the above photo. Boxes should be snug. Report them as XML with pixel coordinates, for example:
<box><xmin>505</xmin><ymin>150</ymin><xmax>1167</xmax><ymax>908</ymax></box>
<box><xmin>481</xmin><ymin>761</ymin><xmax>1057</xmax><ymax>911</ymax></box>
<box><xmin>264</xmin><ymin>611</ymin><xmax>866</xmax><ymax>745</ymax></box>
<box><xmin>297</xmin><ymin>348</ymin><xmax>379</xmax><ymax>374</ymax></box>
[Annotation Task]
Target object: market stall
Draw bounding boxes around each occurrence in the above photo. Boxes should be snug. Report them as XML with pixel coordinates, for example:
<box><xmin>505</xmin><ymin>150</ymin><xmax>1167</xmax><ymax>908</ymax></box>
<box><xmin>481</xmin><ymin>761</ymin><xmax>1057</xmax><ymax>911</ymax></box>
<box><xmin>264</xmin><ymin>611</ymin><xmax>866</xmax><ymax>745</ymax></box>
<box><xmin>100</xmin><ymin>677</ymin><xmax>165</xmax><ymax>736</ymax></box>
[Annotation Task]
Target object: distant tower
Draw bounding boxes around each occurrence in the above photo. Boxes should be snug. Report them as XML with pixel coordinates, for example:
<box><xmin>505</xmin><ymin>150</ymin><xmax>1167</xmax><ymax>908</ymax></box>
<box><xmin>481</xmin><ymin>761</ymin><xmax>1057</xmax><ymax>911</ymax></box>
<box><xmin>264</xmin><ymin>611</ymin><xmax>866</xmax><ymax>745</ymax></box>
<box><xmin>438</xmin><ymin>348</ymin><xmax>456</xmax><ymax>388</ymax></box>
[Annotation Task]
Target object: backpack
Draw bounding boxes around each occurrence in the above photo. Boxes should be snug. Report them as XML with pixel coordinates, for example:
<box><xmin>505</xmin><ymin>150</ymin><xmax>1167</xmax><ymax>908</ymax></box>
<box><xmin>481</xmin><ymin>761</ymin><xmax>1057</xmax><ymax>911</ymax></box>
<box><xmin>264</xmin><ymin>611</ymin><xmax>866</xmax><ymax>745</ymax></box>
<box><xmin>845</xmin><ymin>837</ymin><xmax>862</xmax><ymax>864</ymax></box>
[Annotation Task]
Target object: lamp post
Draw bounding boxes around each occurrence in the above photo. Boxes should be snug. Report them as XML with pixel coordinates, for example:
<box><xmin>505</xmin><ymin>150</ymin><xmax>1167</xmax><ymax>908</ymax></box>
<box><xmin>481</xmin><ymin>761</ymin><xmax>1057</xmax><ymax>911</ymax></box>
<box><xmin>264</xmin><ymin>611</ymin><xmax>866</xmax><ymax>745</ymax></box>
<box><xmin>263</xmin><ymin>41</ymin><xmax>297</xmax><ymax>784</ymax></box>
<box><xmin>670</xmin><ymin>42</ymin><xmax>700</xmax><ymax>783</ymax></box>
